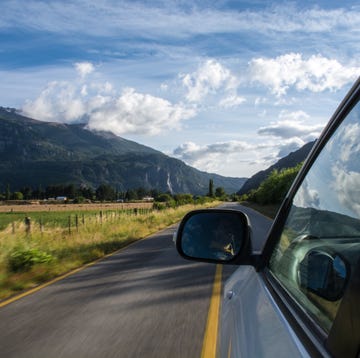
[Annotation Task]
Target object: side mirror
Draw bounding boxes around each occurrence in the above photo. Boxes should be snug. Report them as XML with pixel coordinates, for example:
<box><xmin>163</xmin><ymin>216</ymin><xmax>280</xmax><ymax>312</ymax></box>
<box><xmin>175</xmin><ymin>209</ymin><xmax>252</xmax><ymax>264</ymax></box>
<box><xmin>298</xmin><ymin>250</ymin><xmax>349</xmax><ymax>301</ymax></box>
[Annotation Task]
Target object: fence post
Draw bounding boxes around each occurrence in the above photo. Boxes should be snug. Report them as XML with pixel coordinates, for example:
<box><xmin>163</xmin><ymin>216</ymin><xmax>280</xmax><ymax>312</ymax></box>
<box><xmin>25</xmin><ymin>216</ymin><xmax>31</xmax><ymax>236</ymax></box>
<box><xmin>68</xmin><ymin>215</ymin><xmax>71</xmax><ymax>234</ymax></box>
<box><xmin>75</xmin><ymin>214</ymin><xmax>79</xmax><ymax>232</ymax></box>
<box><xmin>100</xmin><ymin>211</ymin><xmax>103</xmax><ymax>224</ymax></box>
<box><xmin>40</xmin><ymin>217</ymin><xmax>43</xmax><ymax>233</ymax></box>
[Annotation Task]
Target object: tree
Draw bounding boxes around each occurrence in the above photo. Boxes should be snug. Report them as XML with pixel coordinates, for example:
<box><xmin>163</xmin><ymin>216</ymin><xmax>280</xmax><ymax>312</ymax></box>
<box><xmin>12</xmin><ymin>191</ymin><xmax>24</xmax><ymax>200</ymax></box>
<box><xmin>208</xmin><ymin>179</ymin><xmax>214</xmax><ymax>197</ymax></box>
<box><xmin>5</xmin><ymin>184</ymin><xmax>11</xmax><ymax>200</ymax></box>
<box><xmin>215</xmin><ymin>187</ymin><xmax>226</xmax><ymax>198</ymax></box>
<box><xmin>96</xmin><ymin>184</ymin><xmax>116</xmax><ymax>201</ymax></box>
<box><xmin>247</xmin><ymin>163</ymin><xmax>302</xmax><ymax>205</ymax></box>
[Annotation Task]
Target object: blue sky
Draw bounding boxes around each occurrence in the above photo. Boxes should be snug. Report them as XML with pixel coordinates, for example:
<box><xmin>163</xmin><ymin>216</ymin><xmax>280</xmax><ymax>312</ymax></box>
<box><xmin>1</xmin><ymin>0</ymin><xmax>360</xmax><ymax>177</ymax></box>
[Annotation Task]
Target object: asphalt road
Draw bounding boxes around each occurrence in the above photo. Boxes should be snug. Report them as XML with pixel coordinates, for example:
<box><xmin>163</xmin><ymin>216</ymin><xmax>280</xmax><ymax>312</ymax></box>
<box><xmin>0</xmin><ymin>203</ymin><xmax>272</xmax><ymax>358</ymax></box>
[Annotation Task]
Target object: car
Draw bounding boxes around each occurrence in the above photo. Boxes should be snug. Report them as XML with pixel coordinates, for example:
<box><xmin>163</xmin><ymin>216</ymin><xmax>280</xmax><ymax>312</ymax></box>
<box><xmin>175</xmin><ymin>77</ymin><xmax>360</xmax><ymax>357</ymax></box>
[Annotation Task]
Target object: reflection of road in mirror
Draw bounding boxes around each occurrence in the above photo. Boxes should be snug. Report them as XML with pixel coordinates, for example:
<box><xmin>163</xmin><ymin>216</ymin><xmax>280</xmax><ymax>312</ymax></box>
<box><xmin>180</xmin><ymin>211</ymin><xmax>246</xmax><ymax>262</ymax></box>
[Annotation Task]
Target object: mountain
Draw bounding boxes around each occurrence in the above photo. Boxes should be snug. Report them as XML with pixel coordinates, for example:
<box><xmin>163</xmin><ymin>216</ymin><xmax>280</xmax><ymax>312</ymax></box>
<box><xmin>0</xmin><ymin>107</ymin><xmax>246</xmax><ymax>195</ymax></box>
<box><xmin>238</xmin><ymin>140</ymin><xmax>316</xmax><ymax>195</ymax></box>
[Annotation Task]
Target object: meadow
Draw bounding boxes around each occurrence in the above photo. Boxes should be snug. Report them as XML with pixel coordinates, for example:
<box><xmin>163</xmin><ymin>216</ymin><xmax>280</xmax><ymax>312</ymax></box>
<box><xmin>0</xmin><ymin>201</ymin><xmax>219</xmax><ymax>300</ymax></box>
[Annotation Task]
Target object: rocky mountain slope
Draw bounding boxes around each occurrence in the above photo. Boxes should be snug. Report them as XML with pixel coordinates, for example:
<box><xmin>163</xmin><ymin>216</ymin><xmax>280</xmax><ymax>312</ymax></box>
<box><xmin>0</xmin><ymin>107</ymin><xmax>246</xmax><ymax>194</ymax></box>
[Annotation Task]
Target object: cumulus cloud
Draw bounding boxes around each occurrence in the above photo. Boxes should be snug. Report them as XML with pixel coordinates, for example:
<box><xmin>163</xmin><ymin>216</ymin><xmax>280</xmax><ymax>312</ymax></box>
<box><xmin>258</xmin><ymin>110</ymin><xmax>324</xmax><ymax>141</ymax></box>
<box><xmin>258</xmin><ymin>121</ymin><xmax>323</xmax><ymax>140</ymax></box>
<box><xmin>173</xmin><ymin>140</ymin><xmax>253</xmax><ymax>173</ymax></box>
<box><xmin>181</xmin><ymin>59</ymin><xmax>240</xmax><ymax>104</ymax></box>
<box><xmin>249</xmin><ymin>53</ymin><xmax>360</xmax><ymax>96</ymax></box>
<box><xmin>336</xmin><ymin>122</ymin><xmax>360</xmax><ymax>163</ymax></box>
<box><xmin>22</xmin><ymin>81</ymin><xmax>87</xmax><ymax>123</ymax></box>
<box><xmin>171</xmin><ymin>139</ymin><xmax>285</xmax><ymax>176</ymax></box>
<box><xmin>332</xmin><ymin>166</ymin><xmax>360</xmax><ymax>217</ymax></box>
<box><xmin>276</xmin><ymin>138</ymin><xmax>308</xmax><ymax>158</ymax></box>
<box><xmin>87</xmin><ymin>88</ymin><xmax>196</xmax><ymax>135</ymax></box>
<box><xmin>22</xmin><ymin>62</ymin><xmax>196</xmax><ymax>135</ymax></box>
<box><xmin>75</xmin><ymin>62</ymin><xmax>95</xmax><ymax>79</ymax></box>
<box><xmin>293</xmin><ymin>179</ymin><xmax>320</xmax><ymax>209</ymax></box>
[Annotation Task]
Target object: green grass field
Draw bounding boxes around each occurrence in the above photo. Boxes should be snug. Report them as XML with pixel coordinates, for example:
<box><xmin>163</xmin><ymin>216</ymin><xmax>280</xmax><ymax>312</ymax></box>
<box><xmin>0</xmin><ymin>202</ymin><xmax>219</xmax><ymax>301</ymax></box>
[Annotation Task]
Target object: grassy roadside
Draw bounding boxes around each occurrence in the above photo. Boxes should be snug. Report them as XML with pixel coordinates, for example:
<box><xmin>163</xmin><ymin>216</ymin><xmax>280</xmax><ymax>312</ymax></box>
<box><xmin>0</xmin><ymin>202</ymin><xmax>220</xmax><ymax>301</ymax></box>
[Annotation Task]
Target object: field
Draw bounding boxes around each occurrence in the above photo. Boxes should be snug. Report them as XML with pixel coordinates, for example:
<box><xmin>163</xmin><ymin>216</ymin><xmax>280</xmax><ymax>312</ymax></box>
<box><xmin>0</xmin><ymin>202</ymin><xmax>153</xmax><ymax>231</ymax></box>
<box><xmin>0</xmin><ymin>201</ymin><xmax>220</xmax><ymax>301</ymax></box>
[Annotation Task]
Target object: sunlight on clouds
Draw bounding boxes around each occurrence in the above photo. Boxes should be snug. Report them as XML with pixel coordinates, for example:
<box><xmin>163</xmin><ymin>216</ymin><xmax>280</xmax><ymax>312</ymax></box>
<box><xmin>258</xmin><ymin>109</ymin><xmax>324</xmax><ymax>141</ymax></box>
<box><xmin>75</xmin><ymin>62</ymin><xmax>95</xmax><ymax>79</ymax></box>
<box><xmin>249</xmin><ymin>53</ymin><xmax>360</xmax><ymax>96</ymax></box>
<box><xmin>87</xmin><ymin>88</ymin><xmax>196</xmax><ymax>135</ymax></box>
<box><xmin>293</xmin><ymin>179</ymin><xmax>320</xmax><ymax>208</ymax></box>
<box><xmin>219</xmin><ymin>94</ymin><xmax>246</xmax><ymax>108</ymax></box>
<box><xmin>172</xmin><ymin>140</ymin><xmax>281</xmax><ymax>177</ymax></box>
<box><xmin>332</xmin><ymin>166</ymin><xmax>360</xmax><ymax>217</ymax></box>
<box><xmin>181</xmin><ymin>59</ymin><xmax>239</xmax><ymax>104</ymax></box>
<box><xmin>22</xmin><ymin>63</ymin><xmax>196</xmax><ymax>135</ymax></box>
<box><xmin>23</xmin><ymin>81</ymin><xmax>86</xmax><ymax>123</ymax></box>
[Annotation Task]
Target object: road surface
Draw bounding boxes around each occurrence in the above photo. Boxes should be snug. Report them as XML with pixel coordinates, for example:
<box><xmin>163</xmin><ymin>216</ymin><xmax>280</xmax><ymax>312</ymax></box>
<box><xmin>0</xmin><ymin>203</ymin><xmax>272</xmax><ymax>358</ymax></box>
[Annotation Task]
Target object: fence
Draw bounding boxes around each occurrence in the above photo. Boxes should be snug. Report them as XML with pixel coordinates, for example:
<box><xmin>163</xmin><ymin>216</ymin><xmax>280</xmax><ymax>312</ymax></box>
<box><xmin>2</xmin><ymin>207</ymin><xmax>154</xmax><ymax>236</ymax></box>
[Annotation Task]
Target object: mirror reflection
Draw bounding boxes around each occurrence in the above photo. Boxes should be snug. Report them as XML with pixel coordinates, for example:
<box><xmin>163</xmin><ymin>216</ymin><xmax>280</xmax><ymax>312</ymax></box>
<box><xmin>298</xmin><ymin>250</ymin><xmax>349</xmax><ymax>301</ymax></box>
<box><xmin>181</xmin><ymin>211</ymin><xmax>245</xmax><ymax>261</ymax></box>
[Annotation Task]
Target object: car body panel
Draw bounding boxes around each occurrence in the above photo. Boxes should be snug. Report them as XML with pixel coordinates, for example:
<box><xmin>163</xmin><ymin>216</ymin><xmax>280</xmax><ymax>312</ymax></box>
<box><xmin>221</xmin><ymin>266</ymin><xmax>311</xmax><ymax>358</ymax></box>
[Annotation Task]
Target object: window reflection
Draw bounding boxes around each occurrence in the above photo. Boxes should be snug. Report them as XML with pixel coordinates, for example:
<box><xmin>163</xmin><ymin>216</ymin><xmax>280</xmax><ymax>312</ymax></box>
<box><xmin>270</xmin><ymin>100</ymin><xmax>360</xmax><ymax>333</ymax></box>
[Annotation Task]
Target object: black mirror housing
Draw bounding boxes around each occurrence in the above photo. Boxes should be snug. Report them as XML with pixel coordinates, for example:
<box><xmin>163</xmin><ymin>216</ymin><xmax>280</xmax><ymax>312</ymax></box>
<box><xmin>175</xmin><ymin>209</ymin><xmax>252</xmax><ymax>265</ymax></box>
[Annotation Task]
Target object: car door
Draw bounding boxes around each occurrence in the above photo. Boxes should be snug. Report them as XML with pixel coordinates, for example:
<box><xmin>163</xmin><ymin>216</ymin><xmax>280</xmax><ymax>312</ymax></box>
<box><xmin>226</xmin><ymin>77</ymin><xmax>360</xmax><ymax>358</ymax></box>
<box><xmin>175</xmin><ymin>78</ymin><xmax>360</xmax><ymax>357</ymax></box>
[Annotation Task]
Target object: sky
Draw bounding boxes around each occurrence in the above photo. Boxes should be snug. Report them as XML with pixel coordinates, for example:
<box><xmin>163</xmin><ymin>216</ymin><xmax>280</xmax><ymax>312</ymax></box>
<box><xmin>1</xmin><ymin>0</ymin><xmax>360</xmax><ymax>178</ymax></box>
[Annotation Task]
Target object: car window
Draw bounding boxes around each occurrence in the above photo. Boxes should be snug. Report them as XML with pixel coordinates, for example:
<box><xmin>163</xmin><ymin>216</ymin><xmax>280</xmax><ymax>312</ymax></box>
<box><xmin>269</xmin><ymin>99</ymin><xmax>360</xmax><ymax>333</ymax></box>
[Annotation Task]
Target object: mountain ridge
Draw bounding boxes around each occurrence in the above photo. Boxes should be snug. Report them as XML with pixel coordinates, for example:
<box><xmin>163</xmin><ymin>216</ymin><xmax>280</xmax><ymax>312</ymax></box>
<box><xmin>0</xmin><ymin>107</ymin><xmax>246</xmax><ymax>195</ymax></box>
<box><xmin>238</xmin><ymin>140</ymin><xmax>316</xmax><ymax>195</ymax></box>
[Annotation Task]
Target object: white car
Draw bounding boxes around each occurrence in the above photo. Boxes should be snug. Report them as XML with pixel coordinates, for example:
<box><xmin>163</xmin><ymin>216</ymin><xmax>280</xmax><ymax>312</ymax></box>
<box><xmin>175</xmin><ymin>77</ymin><xmax>360</xmax><ymax>357</ymax></box>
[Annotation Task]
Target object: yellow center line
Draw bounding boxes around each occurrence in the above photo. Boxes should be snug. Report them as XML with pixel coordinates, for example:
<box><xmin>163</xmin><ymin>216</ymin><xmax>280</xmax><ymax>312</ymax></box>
<box><xmin>201</xmin><ymin>264</ymin><xmax>223</xmax><ymax>358</ymax></box>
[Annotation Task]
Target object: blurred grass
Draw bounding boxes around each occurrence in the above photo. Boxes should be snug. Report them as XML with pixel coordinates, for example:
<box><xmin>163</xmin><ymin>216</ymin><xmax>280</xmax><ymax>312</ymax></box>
<box><xmin>0</xmin><ymin>202</ymin><xmax>220</xmax><ymax>300</ymax></box>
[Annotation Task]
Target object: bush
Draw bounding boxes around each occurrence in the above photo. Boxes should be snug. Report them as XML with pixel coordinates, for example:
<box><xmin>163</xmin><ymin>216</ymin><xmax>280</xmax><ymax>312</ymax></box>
<box><xmin>8</xmin><ymin>247</ymin><xmax>54</xmax><ymax>272</ymax></box>
<box><xmin>246</xmin><ymin>163</ymin><xmax>302</xmax><ymax>205</ymax></box>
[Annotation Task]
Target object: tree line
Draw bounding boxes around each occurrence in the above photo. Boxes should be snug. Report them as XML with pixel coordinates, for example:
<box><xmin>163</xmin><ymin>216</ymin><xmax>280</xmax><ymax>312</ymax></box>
<box><xmin>1</xmin><ymin>181</ymin><xmax>230</xmax><ymax>203</ymax></box>
<box><xmin>240</xmin><ymin>163</ymin><xmax>303</xmax><ymax>205</ymax></box>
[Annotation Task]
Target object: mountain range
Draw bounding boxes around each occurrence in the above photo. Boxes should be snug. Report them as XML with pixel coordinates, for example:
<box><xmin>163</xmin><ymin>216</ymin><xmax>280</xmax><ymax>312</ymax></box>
<box><xmin>238</xmin><ymin>140</ymin><xmax>316</xmax><ymax>195</ymax></box>
<box><xmin>0</xmin><ymin>107</ymin><xmax>246</xmax><ymax>195</ymax></box>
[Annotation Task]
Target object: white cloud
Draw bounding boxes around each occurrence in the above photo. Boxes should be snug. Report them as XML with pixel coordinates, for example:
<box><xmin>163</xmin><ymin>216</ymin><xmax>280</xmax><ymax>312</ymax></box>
<box><xmin>173</xmin><ymin>140</ymin><xmax>252</xmax><ymax>173</ymax></box>
<box><xmin>22</xmin><ymin>81</ymin><xmax>87</xmax><ymax>123</ymax></box>
<box><xmin>171</xmin><ymin>139</ymin><xmax>284</xmax><ymax>176</ymax></box>
<box><xmin>75</xmin><ymin>62</ymin><xmax>95</xmax><ymax>79</ymax></box>
<box><xmin>276</xmin><ymin>138</ymin><xmax>307</xmax><ymax>158</ymax></box>
<box><xmin>87</xmin><ymin>87</ymin><xmax>196</xmax><ymax>135</ymax></box>
<box><xmin>332</xmin><ymin>165</ymin><xmax>360</xmax><ymax>217</ymax></box>
<box><xmin>219</xmin><ymin>94</ymin><xmax>246</xmax><ymax>108</ymax></box>
<box><xmin>258</xmin><ymin>110</ymin><xmax>324</xmax><ymax>140</ymax></box>
<box><xmin>336</xmin><ymin>122</ymin><xmax>360</xmax><ymax>163</ymax></box>
<box><xmin>293</xmin><ymin>178</ymin><xmax>320</xmax><ymax>209</ymax></box>
<box><xmin>249</xmin><ymin>53</ymin><xmax>360</xmax><ymax>96</ymax></box>
<box><xmin>21</xmin><ymin>63</ymin><xmax>197</xmax><ymax>135</ymax></box>
<box><xmin>181</xmin><ymin>59</ymin><xmax>239</xmax><ymax>103</ymax></box>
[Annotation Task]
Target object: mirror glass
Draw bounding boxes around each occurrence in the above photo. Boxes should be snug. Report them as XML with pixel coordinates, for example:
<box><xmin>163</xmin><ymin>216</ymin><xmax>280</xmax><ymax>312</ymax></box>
<box><xmin>180</xmin><ymin>211</ymin><xmax>246</xmax><ymax>261</ymax></box>
<box><xmin>298</xmin><ymin>250</ymin><xmax>348</xmax><ymax>301</ymax></box>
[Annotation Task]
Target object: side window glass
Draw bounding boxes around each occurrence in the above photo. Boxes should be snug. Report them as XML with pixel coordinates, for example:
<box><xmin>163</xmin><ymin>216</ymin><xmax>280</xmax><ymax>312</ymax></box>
<box><xmin>269</xmin><ymin>100</ymin><xmax>360</xmax><ymax>333</ymax></box>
